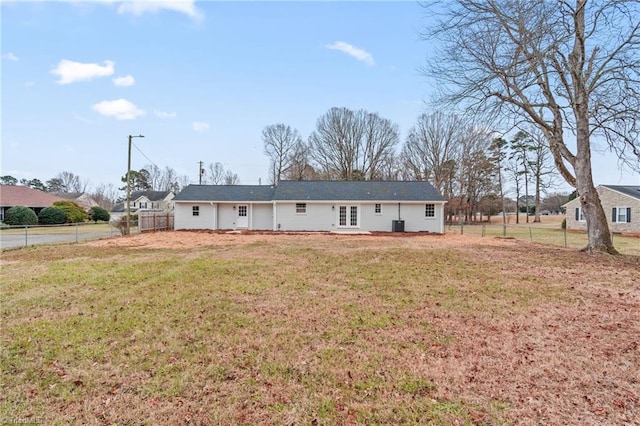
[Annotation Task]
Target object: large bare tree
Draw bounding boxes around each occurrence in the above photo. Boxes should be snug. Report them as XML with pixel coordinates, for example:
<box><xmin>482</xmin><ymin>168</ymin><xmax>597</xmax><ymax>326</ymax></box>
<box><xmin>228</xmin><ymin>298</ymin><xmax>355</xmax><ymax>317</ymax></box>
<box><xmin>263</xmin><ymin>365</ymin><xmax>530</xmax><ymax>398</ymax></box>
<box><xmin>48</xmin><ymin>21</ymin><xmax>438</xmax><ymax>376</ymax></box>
<box><xmin>423</xmin><ymin>0</ymin><xmax>640</xmax><ymax>253</ymax></box>
<box><xmin>309</xmin><ymin>107</ymin><xmax>399</xmax><ymax>180</ymax></box>
<box><xmin>262</xmin><ymin>124</ymin><xmax>302</xmax><ymax>184</ymax></box>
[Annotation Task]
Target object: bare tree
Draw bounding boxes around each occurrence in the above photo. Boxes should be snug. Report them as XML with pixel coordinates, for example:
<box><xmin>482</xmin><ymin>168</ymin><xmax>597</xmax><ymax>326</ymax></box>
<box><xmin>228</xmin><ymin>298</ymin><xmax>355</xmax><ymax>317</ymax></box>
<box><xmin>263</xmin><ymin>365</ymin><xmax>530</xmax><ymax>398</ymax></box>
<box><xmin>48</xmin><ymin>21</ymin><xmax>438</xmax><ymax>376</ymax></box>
<box><xmin>205</xmin><ymin>162</ymin><xmax>226</xmax><ymax>185</ymax></box>
<box><xmin>262</xmin><ymin>124</ymin><xmax>302</xmax><ymax>184</ymax></box>
<box><xmin>223</xmin><ymin>170</ymin><xmax>240</xmax><ymax>185</ymax></box>
<box><xmin>402</xmin><ymin>112</ymin><xmax>466</xmax><ymax>195</ymax></box>
<box><xmin>47</xmin><ymin>171</ymin><xmax>87</xmax><ymax>193</ymax></box>
<box><xmin>283</xmin><ymin>140</ymin><xmax>317</xmax><ymax>181</ymax></box>
<box><xmin>89</xmin><ymin>183</ymin><xmax>119</xmax><ymax>210</ymax></box>
<box><xmin>309</xmin><ymin>107</ymin><xmax>399</xmax><ymax>180</ymax></box>
<box><xmin>423</xmin><ymin>0</ymin><xmax>640</xmax><ymax>253</ymax></box>
<box><xmin>524</xmin><ymin>128</ymin><xmax>558</xmax><ymax>222</ymax></box>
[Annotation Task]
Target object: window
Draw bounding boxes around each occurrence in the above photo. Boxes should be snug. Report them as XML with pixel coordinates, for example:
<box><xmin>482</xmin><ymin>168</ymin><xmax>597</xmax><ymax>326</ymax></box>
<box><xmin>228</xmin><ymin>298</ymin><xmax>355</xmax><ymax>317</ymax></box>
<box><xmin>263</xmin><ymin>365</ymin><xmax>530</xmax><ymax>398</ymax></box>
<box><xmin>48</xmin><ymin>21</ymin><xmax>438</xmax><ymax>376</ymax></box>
<box><xmin>374</xmin><ymin>203</ymin><xmax>382</xmax><ymax>214</ymax></box>
<box><xmin>139</xmin><ymin>202</ymin><xmax>147</xmax><ymax>209</ymax></box>
<box><xmin>296</xmin><ymin>203</ymin><xmax>307</xmax><ymax>214</ymax></box>
<box><xmin>612</xmin><ymin>207</ymin><xmax>631</xmax><ymax>223</ymax></box>
<box><xmin>192</xmin><ymin>206</ymin><xmax>199</xmax><ymax>216</ymax></box>
<box><xmin>575</xmin><ymin>207</ymin><xmax>585</xmax><ymax>222</ymax></box>
<box><xmin>425</xmin><ymin>203</ymin><xmax>435</xmax><ymax>218</ymax></box>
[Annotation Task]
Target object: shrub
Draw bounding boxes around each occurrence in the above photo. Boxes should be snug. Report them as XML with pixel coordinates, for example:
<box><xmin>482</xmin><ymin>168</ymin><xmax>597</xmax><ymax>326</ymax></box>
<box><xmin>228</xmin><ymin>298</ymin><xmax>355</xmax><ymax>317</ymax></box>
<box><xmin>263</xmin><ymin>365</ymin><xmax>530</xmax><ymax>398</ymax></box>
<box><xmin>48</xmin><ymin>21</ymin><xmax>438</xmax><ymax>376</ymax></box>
<box><xmin>3</xmin><ymin>206</ymin><xmax>38</xmax><ymax>226</ymax></box>
<box><xmin>38</xmin><ymin>207</ymin><xmax>67</xmax><ymax>225</ymax></box>
<box><xmin>113</xmin><ymin>214</ymin><xmax>138</xmax><ymax>235</ymax></box>
<box><xmin>53</xmin><ymin>201</ymin><xmax>88</xmax><ymax>223</ymax></box>
<box><xmin>89</xmin><ymin>206</ymin><xmax>110</xmax><ymax>223</ymax></box>
<box><xmin>561</xmin><ymin>219</ymin><xmax>566</xmax><ymax>229</ymax></box>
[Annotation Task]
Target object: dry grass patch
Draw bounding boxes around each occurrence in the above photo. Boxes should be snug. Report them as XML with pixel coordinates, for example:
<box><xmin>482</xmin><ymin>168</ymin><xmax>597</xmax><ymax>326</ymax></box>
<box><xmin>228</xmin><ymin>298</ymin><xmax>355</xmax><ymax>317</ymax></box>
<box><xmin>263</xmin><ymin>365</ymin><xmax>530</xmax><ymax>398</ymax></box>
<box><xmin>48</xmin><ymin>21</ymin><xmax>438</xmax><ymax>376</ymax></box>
<box><xmin>1</xmin><ymin>232</ymin><xmax>639</xmax><ymax>425</ymax></box>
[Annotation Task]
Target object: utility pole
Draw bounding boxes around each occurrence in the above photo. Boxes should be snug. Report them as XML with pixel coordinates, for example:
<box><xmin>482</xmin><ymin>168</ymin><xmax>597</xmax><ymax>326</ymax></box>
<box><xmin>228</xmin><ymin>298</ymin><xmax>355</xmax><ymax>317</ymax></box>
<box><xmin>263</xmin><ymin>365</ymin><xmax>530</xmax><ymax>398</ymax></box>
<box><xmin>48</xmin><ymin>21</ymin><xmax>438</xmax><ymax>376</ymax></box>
<box><xmin>199</xmin><ymin>161</ymin><xmax>204</xmax><ymax>185</ymax></box>
<box><xmin>126</xmin><ymin>134</ymin><xmax>145</xmax><ymax>236</ymax></box>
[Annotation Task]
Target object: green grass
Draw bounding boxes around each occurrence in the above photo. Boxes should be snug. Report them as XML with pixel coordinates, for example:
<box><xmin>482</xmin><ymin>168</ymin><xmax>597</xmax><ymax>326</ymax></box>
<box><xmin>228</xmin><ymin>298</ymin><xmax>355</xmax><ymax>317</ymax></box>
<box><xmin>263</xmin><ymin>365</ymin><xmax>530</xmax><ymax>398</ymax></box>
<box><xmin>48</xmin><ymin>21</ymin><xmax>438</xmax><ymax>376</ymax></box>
<box><xmin>1</xmin><ymin>235</ymin><xmax>637</xmax><ymax>424</ymax></box>
<box><xmin>450</xmin><ymin>223</ymin><xmax>639</xmax><ymax>255</ymax></box>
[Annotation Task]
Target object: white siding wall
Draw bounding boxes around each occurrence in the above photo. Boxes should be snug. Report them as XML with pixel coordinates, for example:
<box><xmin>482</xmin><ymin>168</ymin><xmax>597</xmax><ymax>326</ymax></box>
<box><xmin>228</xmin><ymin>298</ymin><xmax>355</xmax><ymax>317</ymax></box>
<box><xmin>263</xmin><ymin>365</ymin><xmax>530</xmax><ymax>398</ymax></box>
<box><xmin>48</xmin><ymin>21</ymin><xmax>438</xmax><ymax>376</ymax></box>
<box><xmin>400</xmin><ymin>203</ymin><xmax>444</xmax><ymax>233</ymax></box>
<box><xmin>251</xmin><ymin>204</ymin><xmax>273</xmax><ymax>230</ymax></box>
<box><xmin>174</xmin><ymin>202</ymin><xmax>216</xmax><ymax>230</ymax></box>
<box><xmin>360</xmin><ymin>202</ymin><xmax>400</xmax><ymax>232</ymax></box>
<box><xmin>217</xmin><ymin>204</ymin><xmax>236</xmax><ymax>229</ymax></box>
<box><xmin>276</xmin><ymin>203</ymin><xmax>335</xmax><ymax>231</ymax></box>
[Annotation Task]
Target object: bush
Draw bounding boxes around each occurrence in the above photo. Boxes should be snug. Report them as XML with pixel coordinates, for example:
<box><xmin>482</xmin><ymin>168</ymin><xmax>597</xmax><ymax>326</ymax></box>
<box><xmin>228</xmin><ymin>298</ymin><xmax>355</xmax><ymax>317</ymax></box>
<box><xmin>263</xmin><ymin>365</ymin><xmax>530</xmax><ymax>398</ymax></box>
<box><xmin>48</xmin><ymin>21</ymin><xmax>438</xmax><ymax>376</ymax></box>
<box><xmin>38</xmin><ymin>207</ymin><xmax>67</xmax><ymax>225</ymax></box>
<box><xmin>4</xmin><ymin>206</ymin><xmax>38</xmax><ymax>226</ymax></box>
<box><xmin>53</xmin><ymin>201</ymin><xmax>88</xmax><ymax>223</ymax></box>
<box><xmin>89</xmin><ymin>206</ymin><xmax>110</xmax><ymax>223</ymax></box>
<box><xmin>561</xmin><ymin>219</ymin><xmax>566</xmax><ymax>229</ymax></box>
<box><xmin>113</xmin><ymin>214</ymin><xmax>138</xmax><ymax>235</ymax></box>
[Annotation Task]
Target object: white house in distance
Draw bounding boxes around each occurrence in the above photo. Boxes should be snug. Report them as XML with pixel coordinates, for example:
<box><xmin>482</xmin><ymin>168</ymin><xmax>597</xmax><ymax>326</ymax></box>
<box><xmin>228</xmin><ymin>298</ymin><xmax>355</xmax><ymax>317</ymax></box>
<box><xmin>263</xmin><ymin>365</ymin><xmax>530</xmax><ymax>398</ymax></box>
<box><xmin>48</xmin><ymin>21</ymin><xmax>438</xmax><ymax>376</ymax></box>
<box><xmin>563</xmin><ymin>185</ymin><xmax>640</xmax><ymax>234</ymax></box>
<box><xmin>173</xmin><ymin>180</ymin><xmax>446</xmax><ymax>233</ymax></box>
<box><xmin>111</xmin><ymin>190</ymin><xmax>175</xmax><ymax>220</ymax></box>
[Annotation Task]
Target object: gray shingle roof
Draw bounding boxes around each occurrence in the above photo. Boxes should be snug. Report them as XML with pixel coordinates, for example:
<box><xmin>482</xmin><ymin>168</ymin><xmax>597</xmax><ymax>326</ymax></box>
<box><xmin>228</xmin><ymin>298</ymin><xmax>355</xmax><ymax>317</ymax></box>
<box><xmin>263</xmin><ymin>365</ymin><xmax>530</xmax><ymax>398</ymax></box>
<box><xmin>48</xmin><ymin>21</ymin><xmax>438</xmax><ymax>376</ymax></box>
<box><xmin>173</xmin><ymin>185</ymin><xmax>276</xmax><ymax>202</ymax></box>
<box><xmin>131</xmin><ymin>191</ymin><xmax>172</xmax><ymax>201</ymax></box>
<box><xmin>174</xmin><ymin>181</ymin><xmax>445</xmax><ymax>202</ymax></box>
<box><xmin>274</xmin><ymin>180</ymin><xmax>445</xmax><ymax>201</ymax></box>
<box><xmin>602</xmin><ymin>185</ymin><xmax>640</xmax><ymax>200</ymax></box>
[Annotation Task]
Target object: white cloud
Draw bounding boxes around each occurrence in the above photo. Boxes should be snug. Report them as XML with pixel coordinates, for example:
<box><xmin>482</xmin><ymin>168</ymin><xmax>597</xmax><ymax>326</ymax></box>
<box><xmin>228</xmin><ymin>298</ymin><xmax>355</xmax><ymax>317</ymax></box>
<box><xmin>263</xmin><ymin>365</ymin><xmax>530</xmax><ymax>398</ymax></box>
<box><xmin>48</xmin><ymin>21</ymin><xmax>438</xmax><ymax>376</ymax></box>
<box><xmin>51</xmin><ymin>59</ymin><xmax>115</xmax><ymax>84</ymax></box>
<box><xmin>117</xmin><ymin>0</ymin><xmax>204</xmax><ymax>21</ymax></box>
<box><xmin>113</xmin><ymin>75</ymin><xmax>135</xmax><ymax>87</ymax></box>
<box><xmin>92</xmin><ymin>98</ymin><xmax>145</xmax><ymax>120</ymax></box>
<box><xmin>155</xmin><ymin>110</ymin><xmax>177</xmax><ymax>119</ymax></box>
<box><xmin>192</xmin><ymin>121</ymin><xmax>210</xmax><ymax>132</ymax></box>
<box><xmin>3</xmin><ymin>52</ymin><xmax>19</xmax><ymax>61</ymax></box>
<box><xmin>325</xmin><ymin>41</ymin><xmax>375</xmax><ymax>66</ymax></box>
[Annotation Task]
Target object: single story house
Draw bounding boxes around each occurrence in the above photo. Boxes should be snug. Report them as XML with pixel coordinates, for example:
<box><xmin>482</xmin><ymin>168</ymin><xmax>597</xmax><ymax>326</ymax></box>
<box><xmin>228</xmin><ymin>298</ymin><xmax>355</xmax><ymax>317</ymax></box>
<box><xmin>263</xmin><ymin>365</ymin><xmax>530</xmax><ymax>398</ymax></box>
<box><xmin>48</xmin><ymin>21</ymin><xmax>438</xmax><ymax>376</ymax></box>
<box><xmin>173</xmin><ymin>180</ymin><xmax>446</xmax><ymax>233</ymax></box>
<box><xmin>0</xmin><ymin>185</ymin><xmax>65</xmax><ymax>221</ymax></box>
<box><xmin>111</xmin><ymin>190</ymin><xmax>175</xmax><ymax>219</ymax></box>
<box><xmin>563</xmin><ymin>185</ymin><xmax>640</xmax><ymax>233</ymax></box>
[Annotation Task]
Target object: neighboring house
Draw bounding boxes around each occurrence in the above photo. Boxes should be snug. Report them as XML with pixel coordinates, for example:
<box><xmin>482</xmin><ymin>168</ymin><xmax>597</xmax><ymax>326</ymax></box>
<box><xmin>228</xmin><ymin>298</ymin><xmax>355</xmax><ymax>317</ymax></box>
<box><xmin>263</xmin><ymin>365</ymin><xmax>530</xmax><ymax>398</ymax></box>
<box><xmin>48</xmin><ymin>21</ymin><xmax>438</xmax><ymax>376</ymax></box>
<box><xmin>563</xmin><ymin>185</ymin><xmax>640</xmax><ymax>233</ymax></box>
<box><xmin>0</xmin><ymin>185</ymin><xmax>64</xmax><ymax>221</ymax></box>
<box><xmin>173</xmin><ymin>180</ymin><xmax>446</xmax><ymax>233</ymax></box>
<box><xmin>53</xmin><ymin>192</ymin><xmax>99</xmax><ymax>211</ymax></box>
<box><xmin>111</xmin><ymin>190</ymin><xmax>175</xmax><ymax>219</ymax></box>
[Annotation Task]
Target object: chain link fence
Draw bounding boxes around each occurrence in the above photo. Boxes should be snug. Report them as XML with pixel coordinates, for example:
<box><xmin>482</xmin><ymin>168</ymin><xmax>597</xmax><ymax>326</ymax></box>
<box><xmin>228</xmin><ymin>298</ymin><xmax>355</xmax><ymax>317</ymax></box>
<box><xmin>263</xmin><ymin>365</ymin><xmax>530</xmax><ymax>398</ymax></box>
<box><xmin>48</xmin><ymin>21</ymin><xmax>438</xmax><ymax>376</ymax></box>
<box><xmin>0</xmin><ymin>223</ymin><xmax>122</xmax><ymax>249</ymax></box>
<box><xmin>447</xmin><ymin>222</ymin><xmax>639</xmax><ymax>255</ymax></box>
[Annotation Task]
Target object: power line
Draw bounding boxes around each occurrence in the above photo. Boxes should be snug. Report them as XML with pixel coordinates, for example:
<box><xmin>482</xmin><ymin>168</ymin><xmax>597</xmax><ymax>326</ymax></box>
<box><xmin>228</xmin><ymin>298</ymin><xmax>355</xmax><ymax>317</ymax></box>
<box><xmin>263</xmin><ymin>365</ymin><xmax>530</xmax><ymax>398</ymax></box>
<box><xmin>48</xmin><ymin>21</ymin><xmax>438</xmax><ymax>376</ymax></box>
<box><xmin>132</xmin><ymin>141</ymin><xmax>160</xmax><ymax>170</ymax></box>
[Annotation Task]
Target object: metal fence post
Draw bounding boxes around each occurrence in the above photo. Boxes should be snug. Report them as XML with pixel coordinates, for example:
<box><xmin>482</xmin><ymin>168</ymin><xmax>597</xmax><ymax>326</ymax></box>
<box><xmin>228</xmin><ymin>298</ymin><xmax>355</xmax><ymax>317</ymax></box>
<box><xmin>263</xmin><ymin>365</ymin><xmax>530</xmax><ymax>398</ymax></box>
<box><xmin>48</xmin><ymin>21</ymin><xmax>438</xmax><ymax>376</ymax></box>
<box><xmin>75</xmin><ymin>223</ymin><xmax>79</xmax><ymax>243</ymax></box>
<box><xmin>503</xmin><ymin>224</ymin><xmax>506</xmax><ymax>237</ymax></box>
<box><xmin>564</xmin><ymin>226</ymin><xmax>567</xmax><ymax>247</ymax></box>
<box><xmin>529</xmin><ymin>227</ymin><xmax>533</xmax><ymax>242</ymax></box>
<box><xmin>24</xmin><ymin>225</ymin><xmax>28</xmax><ymax>247</ymax></box>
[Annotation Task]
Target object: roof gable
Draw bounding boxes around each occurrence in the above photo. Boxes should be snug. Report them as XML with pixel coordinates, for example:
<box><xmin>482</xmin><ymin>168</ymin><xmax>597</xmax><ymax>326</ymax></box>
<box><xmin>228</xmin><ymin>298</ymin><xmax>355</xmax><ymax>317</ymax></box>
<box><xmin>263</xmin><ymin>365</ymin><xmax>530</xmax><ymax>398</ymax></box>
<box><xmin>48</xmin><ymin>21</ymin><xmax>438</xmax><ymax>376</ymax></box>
<box><xmin>601</xmin><ymin>185</ymin><xmax>640</xmax><ymax>201</ymax></box>
<box><xmin>130</xmin><ymin>190</ymin><xmax>173</xmax><ymax>202</ymax></box>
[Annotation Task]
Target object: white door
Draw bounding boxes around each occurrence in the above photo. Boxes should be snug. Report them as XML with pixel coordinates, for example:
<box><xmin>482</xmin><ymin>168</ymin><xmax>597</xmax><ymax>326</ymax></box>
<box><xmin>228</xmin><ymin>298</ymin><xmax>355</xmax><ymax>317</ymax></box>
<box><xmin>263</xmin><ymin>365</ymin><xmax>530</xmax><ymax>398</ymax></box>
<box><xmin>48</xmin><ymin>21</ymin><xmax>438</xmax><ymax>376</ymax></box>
<box><xmin>237</xmin><ymin>205</ymin><xmax>248</xmax><ymax>228</ymax></box>
<box><xmin>338</xmin><ymin>205</ymin><xmax>359</xmax><ymax>228</ymax></box>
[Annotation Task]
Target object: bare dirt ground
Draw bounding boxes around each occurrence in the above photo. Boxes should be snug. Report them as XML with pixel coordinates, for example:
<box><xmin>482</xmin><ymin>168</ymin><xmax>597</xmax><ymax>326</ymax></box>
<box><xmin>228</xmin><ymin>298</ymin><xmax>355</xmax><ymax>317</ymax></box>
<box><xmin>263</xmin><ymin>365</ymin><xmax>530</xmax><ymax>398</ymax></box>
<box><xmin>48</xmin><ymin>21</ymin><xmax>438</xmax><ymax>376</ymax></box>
<box><xmin>87</xmin><ymin>231</ymin><xmax>640</xmax><ymax>425</ymax></box>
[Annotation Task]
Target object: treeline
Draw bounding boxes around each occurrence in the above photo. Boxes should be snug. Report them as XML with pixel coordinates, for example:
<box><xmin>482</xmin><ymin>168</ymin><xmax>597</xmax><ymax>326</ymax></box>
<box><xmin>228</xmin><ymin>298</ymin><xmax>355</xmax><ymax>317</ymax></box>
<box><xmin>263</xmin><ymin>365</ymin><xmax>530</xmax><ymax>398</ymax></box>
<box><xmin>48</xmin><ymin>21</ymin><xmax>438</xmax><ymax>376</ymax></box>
<box><xmin>262</xmin><ymin>108</ymin><xmax>568</xmax><ymax>223</ymax></box>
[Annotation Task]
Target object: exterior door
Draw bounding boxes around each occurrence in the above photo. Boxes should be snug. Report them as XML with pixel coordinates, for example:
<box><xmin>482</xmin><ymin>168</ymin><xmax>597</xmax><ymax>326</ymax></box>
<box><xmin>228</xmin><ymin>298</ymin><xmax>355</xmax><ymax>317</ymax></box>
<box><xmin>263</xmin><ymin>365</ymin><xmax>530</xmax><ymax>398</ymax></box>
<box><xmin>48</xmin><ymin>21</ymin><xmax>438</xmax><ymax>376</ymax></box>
<box><xmin>237</xmin><ymin>205</ymin><xmax>248</xmax><ymax>228</ymax></box>
<box><xmin>338</xmin><ymin>205</ymin><xmax>359</xmax><ymax>228</ymax></box>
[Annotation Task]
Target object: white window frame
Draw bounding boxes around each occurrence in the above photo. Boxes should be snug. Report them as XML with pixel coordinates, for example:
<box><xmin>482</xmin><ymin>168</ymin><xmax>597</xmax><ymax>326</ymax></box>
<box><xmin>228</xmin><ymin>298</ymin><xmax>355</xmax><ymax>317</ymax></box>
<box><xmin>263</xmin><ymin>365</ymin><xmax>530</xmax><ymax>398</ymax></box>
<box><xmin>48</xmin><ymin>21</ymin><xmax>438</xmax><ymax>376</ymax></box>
<box><xmin>374</xmin><ymin>203</ymin><xmax>382</xmax><ymax>215</ymax></box>
<box><xmin>425</xmin><ymin>203</ymin><xmax>436</xmax><ymax>218</ymax></box>
<box><xmin>295</xmin><ymin>203</ymin><xmax>307</xmax><ymax>214</ymax></box>
<box><xmin>615</xmin><ymin>206</ymin><xmax>628</xmax><ymax>223</ymax></box>
<box><xmin>577</xmin><ymin>207</ymin><xmax>586</xmax><ymax>222</ymax></box>
<box><xmin>337</xmin><ymin>205</ymin><xmax>359</xmax><ymax>228</ymax></box>
<box><xmin>192</xmin><ymin>206</ymin><xmax>199</xmax><ymax>216</ymax></box>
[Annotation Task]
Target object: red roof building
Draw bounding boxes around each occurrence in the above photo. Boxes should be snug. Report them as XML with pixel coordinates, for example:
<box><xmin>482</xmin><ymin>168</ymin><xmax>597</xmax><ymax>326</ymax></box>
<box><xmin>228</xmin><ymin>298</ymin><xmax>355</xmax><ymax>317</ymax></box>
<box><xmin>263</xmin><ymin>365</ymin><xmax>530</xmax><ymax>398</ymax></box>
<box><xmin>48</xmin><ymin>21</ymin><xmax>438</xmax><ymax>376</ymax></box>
<box><xmin>0</xmin><ymin>185</ymin><xmax>65</xmax><ymax>221</ymax></box>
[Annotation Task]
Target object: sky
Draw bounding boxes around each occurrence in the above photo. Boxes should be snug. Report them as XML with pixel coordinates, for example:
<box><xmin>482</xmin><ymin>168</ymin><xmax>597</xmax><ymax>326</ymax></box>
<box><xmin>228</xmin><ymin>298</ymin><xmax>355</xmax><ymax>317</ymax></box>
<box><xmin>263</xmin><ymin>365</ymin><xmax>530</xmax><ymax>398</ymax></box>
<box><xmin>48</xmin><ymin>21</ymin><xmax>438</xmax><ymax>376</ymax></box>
<box><xmin>2</xmin><ymin>0</ymin><xmax>639</xmax><ymax>195</ymax></box>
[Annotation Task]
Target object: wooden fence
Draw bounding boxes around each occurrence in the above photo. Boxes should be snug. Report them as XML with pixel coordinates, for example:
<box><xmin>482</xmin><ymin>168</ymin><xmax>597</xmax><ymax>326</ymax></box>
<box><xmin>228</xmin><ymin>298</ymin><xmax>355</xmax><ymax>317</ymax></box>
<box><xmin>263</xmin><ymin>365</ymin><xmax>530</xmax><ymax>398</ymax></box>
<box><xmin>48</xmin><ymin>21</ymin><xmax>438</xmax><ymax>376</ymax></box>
<box><xmin>139</xmin><ymin>213</ymin><xmax>174</xmax><ymax>233</ymax></box>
